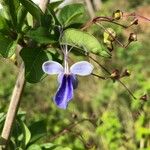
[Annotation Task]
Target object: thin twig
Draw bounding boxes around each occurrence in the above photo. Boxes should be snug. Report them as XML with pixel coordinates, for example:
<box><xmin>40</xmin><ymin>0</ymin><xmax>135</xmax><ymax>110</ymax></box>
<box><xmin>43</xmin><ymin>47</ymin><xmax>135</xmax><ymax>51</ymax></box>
<box><xmin>49</xmin><ymin>118</ymin><xmax>95</xmax><ymax>142</ymax></box>
<box><xmin>118</xmin><ymin>80</ymin><xmax>137</xmax><ymax>100</ymax></box>
<box><xmin>91</xmin><ymin>73</ymin><xmax>108</xmax><ymax>80</ymax></box>
<box><xmin>88</xmin><ymin>53</ymin><xmax>136</xmax><ymax>100</ymax></box>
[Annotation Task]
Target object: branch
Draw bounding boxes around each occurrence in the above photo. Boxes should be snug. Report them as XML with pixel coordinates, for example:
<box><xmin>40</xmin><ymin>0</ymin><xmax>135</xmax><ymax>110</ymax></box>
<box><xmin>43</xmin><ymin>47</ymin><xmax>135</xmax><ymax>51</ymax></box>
<box><xmin>0</xmin><ymin>64</ymin><xmax>25</xmax><ymax>149</ymax></box>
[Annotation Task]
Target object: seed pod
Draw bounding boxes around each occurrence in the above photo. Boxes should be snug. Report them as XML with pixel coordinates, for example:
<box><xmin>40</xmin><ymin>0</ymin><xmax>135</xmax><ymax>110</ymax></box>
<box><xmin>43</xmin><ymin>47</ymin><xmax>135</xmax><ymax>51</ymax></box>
<box><xmin>72</xmin><ymin>113</ymin><xmax>77</xmax><ymax>119</ymax></box>
<box><xmin>106</xmin><ymin>41</ymin><xmax>113</xmax><ymax>52</ymax></box>
<box><xmin>121</xmin><ymin>69</ymin><xmax>131</xmax><ymax>77</ymax></box>
<box><xmin>128</xmin><ymin>33</ymin><xmax>137</xmax><ymax>42</ymax></box>
<box><xmin>103</xmin><ymin>28</ymin><xmax>116</xmax><ymax>43</ymax></box>
<box><xmin>112</xmin><ymin>10</ymin><xmax>123</xmax><ymax>20</ymax></box>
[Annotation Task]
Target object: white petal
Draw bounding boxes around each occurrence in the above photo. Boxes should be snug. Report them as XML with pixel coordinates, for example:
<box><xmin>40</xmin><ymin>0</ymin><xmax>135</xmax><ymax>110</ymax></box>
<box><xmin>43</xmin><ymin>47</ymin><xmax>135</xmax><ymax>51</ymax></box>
<box><xmin>70</xmin><ymin>61</ymin><xmax>94</xmax><ymax>76</ymax></box>
<box><xmin>42</xmin><ymin>61</ymin><xmax>64</xmax><ymax>75</ymax></box>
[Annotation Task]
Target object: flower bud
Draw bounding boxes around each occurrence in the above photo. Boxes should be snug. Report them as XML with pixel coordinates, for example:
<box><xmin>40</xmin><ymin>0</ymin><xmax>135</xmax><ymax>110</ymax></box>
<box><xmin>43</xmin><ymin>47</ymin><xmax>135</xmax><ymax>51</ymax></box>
<box><xmin>112</xmin><ymin>10</ymin><xmax>123</xmax><ymax>20</ymax></box>
<box><xmin>121</xmin><ymin>69</ymin><xmax>131</xmax><ymax>77</ymax></box>
<box><xmin>131</xmin><ymin>19</ymin><xmax>138</xmax><ymax>25</ymax></box>
<box><xmin>128</xmin><ymin>33</ymin><xmax>137</xmax><ymax>42</ymax></box>
<box><xmin>111</xmin><ymin>69</ymin><xmax>120</xmax><ymax>80</ymax></box>
<box><xmin>72</xmin><ymin>113</ymin><xmax>77</xmax><ymax>119</ymax></box>
<box><xmin>140</xmin><ymin>94</ymin><xmax>148</xmax><ymax>101</ymax></box>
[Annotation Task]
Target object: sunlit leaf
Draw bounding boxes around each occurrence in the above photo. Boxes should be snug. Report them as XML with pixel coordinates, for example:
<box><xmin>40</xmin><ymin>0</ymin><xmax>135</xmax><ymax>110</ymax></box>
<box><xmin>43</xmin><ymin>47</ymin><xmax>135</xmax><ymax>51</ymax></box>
<box><xmin>21</xmin><ymin>122</ymin><xmax>31</xmax><ymax>146</ymax></box>
<box><xmin>17</xmin><ymin>5</ymin><xmax>28</xmax><ymax>31</ymax></box>
<box><xmin>40</xmin><ymin>143</ymin><xmax>58</xmax><ymax>149</ymax></box>
<box><xmin>0</xmin><ymin>13</ymin><xmax>9</xmax><ymax>32</ymax></box>
<box><xmin>58</xmin><ymin>3</ymin><xmax>86</xmax><ymax>27</ymax></box>
<box><xmin>0</xmin><ymin>35</ymin><xmax>17</xmax><ymax>58</ymax></box>
<box><xmin>18</xmin><ymin>0</ymin><xmax>43</xmax><ymax>23</ymax></box>
<box><xmin>27</xmin><ymin>144</ymin><xmax>41</xmax><ymax>150</ymax></box>
<box><xmin>61</xmin><ymin>29</ymin><xmax>110</xmax><ymax>57</ymax></box>
<box><xmin>0</xmin><ymin>0</ymin><xmax>19</xmax><ymax>27</ymax></box>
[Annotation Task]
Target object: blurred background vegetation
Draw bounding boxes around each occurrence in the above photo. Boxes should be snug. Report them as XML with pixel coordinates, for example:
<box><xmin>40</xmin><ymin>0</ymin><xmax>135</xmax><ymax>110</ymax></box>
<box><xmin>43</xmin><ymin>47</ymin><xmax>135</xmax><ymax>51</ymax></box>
<box><xmin>0</xmin><ymin>0</ymin><xmax>150</xmax><ymax>149</ymax></box>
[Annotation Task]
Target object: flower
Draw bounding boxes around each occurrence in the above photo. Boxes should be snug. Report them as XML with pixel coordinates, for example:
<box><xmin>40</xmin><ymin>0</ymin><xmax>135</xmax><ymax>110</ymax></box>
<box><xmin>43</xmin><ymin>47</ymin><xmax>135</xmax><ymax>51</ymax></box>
<box><xmin>42</xmin><ymin>60</ymin><xmax>94</xmax><ymax>109</ymax></box>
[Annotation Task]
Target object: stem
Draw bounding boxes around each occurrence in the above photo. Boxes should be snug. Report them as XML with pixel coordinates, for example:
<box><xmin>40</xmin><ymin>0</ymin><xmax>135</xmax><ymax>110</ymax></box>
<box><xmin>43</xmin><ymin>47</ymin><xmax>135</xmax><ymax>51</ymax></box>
<box><xmin>91</xmin><ymin>73</ymin><xmax>108</xmax><ymax>80</ymax></box>
<box><xmin>49</xmin><ymin>118</ymin><xmax>95</xmax><ymax>142</ymax></box>
<box><xmin>0</xmin><ymin>64</ymin><xmax>25</xmax><ymax>149</ymax></box>
<box><xmin>0</xmin><ymin>0</ymin><xmax>50</xmax><ymax>149</ymax></box>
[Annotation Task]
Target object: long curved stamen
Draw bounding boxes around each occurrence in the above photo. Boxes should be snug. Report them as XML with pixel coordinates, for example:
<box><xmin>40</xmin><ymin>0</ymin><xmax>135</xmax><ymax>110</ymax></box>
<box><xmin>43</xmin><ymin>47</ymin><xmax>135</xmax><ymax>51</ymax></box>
<box><xmin>64</xmin><ymin>45</ymin><xmax>69</xmax><ymax>74</ymax></box>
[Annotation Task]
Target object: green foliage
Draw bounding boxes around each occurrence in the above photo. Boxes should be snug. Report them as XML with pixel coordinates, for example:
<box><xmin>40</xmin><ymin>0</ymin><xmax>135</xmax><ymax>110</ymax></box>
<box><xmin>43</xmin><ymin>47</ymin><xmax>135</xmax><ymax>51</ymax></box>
<box><xmin>0</xmin><ymin>34</ymin><xmax>17</xmax><ymax>58</ymax></box>
<box><xmin>96</xmin><ymin>111</ymin><xmax>123</xmax><ymax>150</ymax></box>
<box><xmin>0</xmin><ymin>0</ymin><xmax>19</xmax><ymax>27</ymax></box>
<box><xmin>48</xmin><ymin>0</ymin><xmax>63</xmax><ymax>10</ymax></box>
<box><xmin>58</xmin><ymin>3</ymin><xmax>86</xmax><ymax>27</ymax></box>
<box><xmin>26</xmin><ymin>27</ymin><xmax>57</xmax><ymax>44</ymax></box>
<box><xmin>18</xmin><ymin>0</ymin><xmax>43</xmax><ymax>24</ymax></box>
<box><xmin>17</xmin><ymin>5</ymin><xmax>28</xmax><ymax>31</ymax></box>
<box><xmin>0</xmin><ymin>13</ymin><xmax>9</xmax><ymax>32</ymax></box>
<box><xmin>0</xmin><ymin>0</ymin><xmax>149</xmax><ymax>150</ymax></box>
<box><xmin>29</xmin><ymin>120</ymin><xmax>47</xmax><ymax>144</ymax></box>
<box><xmin>61</xmin><ymin>28</ymin><xmax>110</xmax><ymax>57</ymax></box>
<box><xmin>20</xmin><ymin>48</ymin><xmax>52</xmax><ymax>83</ymax></box>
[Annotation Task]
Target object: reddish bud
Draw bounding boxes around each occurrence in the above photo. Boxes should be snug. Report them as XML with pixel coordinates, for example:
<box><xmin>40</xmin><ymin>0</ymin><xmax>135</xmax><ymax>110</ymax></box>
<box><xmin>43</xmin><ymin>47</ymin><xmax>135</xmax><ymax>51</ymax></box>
<box><xmin>111</xmin><ymin>69</ymin><xmax>120</xmax><ymax>80</ymax></box>
<box><xmin>140</xmin><ymin>94</ymin><xmax>148</xmax><ymax>101</ymax></box>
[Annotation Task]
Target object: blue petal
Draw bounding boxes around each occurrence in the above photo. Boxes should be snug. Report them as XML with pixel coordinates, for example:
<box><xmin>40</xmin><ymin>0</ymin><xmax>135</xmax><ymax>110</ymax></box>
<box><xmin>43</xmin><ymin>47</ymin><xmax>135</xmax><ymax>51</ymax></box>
<box><xmin>54</xmin><ymin>74</ymin><xmax>73</xmax><ymax>109</ymax></box>
<box><xmin>70</xmin><ymin>61</ymin><xmax>94</xmax><ymax>76</ymax></box>
<box><xmin>58</xmin><ymin>74</ymin><xmax>78</xmax><ymax>89</ymax></box>
<box><xmin>42</xmin><ymin>61</ymin><xmax>64</xmax><ymax>75</ymax></box>
<box><xmin>70</xmin><ymin>74</ymin><xmax>78</xmax><ymax>89</ymax></box>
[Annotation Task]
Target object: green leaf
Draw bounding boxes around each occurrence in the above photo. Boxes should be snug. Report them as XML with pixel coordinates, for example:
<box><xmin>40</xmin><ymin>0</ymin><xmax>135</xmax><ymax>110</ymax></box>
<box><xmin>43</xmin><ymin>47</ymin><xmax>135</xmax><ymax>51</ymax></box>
<box><xmin>18</xmin><ymin>0</ymin><xmax>43</xmax><ymax>23</ymax></box>
<box><xmin>40</xmin><ymin>143</ymin><xmax>58</xmax><ymax>149</ymax></box>
<box><xmin>21</xmin><ymin>122</ymin><xmax>31</xmax><ymax>146</ymax></box>
<box><xmin>61</xmin><ymin>29</ymin><xmax>111</xmax><ymax>57</ymax></box>
<box><xmin>58</xmin><ymin>3</ymin><xmax>86</xmax><ymax>27</ymax></box>
<box><xmin>0</xmin><ymin>113</ymin><xmax>5</xmax><ymax>123</ymax></box>
<box><xmin>29</xmin><ymin>120</ymin><xmax>47</xmax><ymax>144</ymax></box>
<box><xmin>0</xmin><ymin>35</ymin><xmax>17</xmax><ymax>58</ymax></box>
<box><xmin>17</xmin><ymin>5</ymin><xmax>28</xmax><ymax>31</ymax></box>
<box><xmin>27</xmin><ymin>144</ymin><xmax>41</xmax><ymax>150</ymax></box>
<box><xmin>20</xmin><ymin>48</ymin><xmax>52</xmax><ymax>83</ymax></box>
<box><xmin>0</xmin><ymin>0</ymin><xmax>19</xmax><ymax>27</ymax></box>
<box><xmin>16</xmin><ymin>147</ymin><xmax>24</xmax><ymax>150</ymax></box>
<box><xmin>0</xmin><ymin>13</ymin><xmax>9</xmax><ymax>32</ymax></box>
<box><xmin>26</xmin><ymin>27</ymin><xmax>57</xmax><ymax>44</ymax></box>
<box><xmin>48</xmin><ymin>0</ymin><xmax>63</xmax><ymax>10</ymax></box>
<box><xmin>53</xmin><ymin>147</ymin><xmax>72</xmax><ymax>150</ymax></box>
